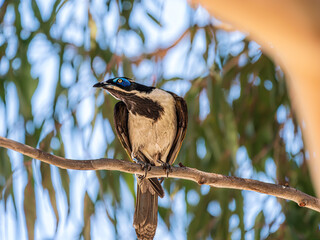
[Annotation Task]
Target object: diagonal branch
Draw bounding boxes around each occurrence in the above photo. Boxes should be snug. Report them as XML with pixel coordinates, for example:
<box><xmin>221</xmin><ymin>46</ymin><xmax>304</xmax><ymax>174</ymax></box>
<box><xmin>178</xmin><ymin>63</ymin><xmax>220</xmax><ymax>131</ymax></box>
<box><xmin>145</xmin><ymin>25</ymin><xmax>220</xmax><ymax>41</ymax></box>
<box><xmin>1</xmin><ymin>136</ymin><xmax>319</xmax><ymax>212</ymax></box>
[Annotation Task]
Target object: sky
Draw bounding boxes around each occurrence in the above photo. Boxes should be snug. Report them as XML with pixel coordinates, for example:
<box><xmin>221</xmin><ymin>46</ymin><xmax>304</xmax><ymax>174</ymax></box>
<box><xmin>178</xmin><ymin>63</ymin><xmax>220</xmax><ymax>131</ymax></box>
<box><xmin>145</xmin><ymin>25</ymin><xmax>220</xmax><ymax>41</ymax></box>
<box><xmin>0</xmin><ymin>0</ymin><xmax>299</xmax><ymax>239</ymax></box>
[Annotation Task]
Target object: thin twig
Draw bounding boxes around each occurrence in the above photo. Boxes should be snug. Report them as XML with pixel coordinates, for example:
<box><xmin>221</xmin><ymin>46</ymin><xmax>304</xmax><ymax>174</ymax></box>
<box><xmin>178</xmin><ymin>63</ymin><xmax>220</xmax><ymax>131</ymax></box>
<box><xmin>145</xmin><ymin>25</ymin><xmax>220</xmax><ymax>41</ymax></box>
<box><xmin>0</xmin><ymin>136</ymin><xmax>319</xmax><ymax>212</ymax></box>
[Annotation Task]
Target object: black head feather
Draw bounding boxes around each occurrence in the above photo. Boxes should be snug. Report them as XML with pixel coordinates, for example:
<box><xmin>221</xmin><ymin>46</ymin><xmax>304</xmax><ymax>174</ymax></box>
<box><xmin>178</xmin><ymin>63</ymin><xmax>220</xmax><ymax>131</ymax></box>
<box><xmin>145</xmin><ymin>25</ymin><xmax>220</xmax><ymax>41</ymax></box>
<box><xmin>94</xmin><ymin>77</ymin><xmax>163</xmax><ymax>120</ymax></box>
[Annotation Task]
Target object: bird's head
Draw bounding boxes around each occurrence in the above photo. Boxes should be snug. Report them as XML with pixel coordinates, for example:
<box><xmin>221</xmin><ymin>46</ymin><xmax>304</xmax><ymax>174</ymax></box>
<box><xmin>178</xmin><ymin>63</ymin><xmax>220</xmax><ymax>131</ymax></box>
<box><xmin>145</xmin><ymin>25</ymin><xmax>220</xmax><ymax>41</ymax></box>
<box><xmin>94</xmin><ymin>77</ymin><xmax>165</xmax><ymax>120</ymax></box>
<box><xmin>93</xmin><ymin>77</ymin><xmax>154</xmax><ymax>101</ymax></box>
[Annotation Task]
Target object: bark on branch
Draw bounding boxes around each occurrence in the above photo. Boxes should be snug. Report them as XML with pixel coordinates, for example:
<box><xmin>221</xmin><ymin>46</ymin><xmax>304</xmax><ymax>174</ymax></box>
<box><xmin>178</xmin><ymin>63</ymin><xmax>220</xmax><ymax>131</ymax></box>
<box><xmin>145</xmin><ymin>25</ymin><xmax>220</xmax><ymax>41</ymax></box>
<box><xmin>1</xmin><ymin>136</ymin><xmax>319</xmax><ymax>213</ymax></box>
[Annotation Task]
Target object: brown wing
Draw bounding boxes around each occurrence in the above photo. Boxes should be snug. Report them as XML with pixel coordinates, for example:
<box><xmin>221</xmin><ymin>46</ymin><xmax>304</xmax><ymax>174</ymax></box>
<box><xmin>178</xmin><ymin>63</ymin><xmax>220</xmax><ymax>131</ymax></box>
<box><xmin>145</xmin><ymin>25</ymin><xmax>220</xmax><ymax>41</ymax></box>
<box><xmin>166</xmin><ymin>92</ymin><xmax>188</xmax><ymax>165</ymax></box>
<box><xmin>113</xmin><ymin>101</ymin><xmax>132</xmax><ymax>159</ymax></box>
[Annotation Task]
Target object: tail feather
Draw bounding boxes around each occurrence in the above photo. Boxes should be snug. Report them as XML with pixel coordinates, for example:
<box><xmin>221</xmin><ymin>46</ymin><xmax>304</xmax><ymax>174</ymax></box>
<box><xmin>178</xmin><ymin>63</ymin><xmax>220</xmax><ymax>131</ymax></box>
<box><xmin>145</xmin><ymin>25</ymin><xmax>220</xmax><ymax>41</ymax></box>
<box><xmin>133</xmin><ymin>179</ymin><xmax>159</xmax><ymax>240</ymax></box>
<box><xmin>148</xmin><ymin>178</ymin><xmax>164</xmax><ymax>198</ymax></box>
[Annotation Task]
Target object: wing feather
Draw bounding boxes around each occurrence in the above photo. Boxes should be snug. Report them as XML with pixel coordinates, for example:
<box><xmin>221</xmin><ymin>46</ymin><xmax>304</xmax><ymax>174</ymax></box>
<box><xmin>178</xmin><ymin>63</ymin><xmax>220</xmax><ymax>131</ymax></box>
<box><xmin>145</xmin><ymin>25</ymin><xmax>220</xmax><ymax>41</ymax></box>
<box><xmin>114</xmin><ymin>102</ymin><xmax>132</xmax><ymax>158</ymax></box>
<box><xmin>166</xmin><ymin>92</ymin><xmax>188</xmax><ymax>165</ymax></box>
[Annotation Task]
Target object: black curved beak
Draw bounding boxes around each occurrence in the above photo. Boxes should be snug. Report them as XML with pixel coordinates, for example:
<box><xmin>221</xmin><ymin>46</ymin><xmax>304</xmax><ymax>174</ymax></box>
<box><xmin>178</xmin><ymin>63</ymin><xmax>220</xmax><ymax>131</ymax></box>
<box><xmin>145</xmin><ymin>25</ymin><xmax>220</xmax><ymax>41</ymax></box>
<box><xmin>93</xmin><ymin>82</ymin><xmax>104</xmax><ymax>88</ymax></box>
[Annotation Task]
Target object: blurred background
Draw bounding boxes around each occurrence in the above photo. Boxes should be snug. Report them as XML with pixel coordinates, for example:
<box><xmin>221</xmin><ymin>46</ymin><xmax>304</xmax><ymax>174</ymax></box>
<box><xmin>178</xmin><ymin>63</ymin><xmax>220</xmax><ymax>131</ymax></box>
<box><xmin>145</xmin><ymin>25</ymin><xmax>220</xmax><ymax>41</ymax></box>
<box><xmin>0</xmin><ymin>0</ymin><xmax>319</xmax><ymax>239</ymax></box>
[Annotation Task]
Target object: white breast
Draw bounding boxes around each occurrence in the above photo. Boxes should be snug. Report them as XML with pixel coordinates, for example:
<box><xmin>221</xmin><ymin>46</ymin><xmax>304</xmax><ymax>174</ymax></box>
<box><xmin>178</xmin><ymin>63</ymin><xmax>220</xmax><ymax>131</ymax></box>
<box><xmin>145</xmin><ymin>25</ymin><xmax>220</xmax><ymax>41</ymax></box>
<box><xmin>128</xmin><ymin>89</ymin><xmax>177</xmax><ymax>165</ymax></box>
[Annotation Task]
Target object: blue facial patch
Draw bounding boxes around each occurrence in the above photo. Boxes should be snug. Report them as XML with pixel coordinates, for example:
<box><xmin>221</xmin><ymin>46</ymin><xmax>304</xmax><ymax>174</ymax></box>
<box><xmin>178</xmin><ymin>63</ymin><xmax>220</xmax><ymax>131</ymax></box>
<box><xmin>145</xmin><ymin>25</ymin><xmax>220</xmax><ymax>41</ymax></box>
<box><xmin>113</xmin><ymin>78</ymin><xmax>131</xmax><ymax>87</ymax></box>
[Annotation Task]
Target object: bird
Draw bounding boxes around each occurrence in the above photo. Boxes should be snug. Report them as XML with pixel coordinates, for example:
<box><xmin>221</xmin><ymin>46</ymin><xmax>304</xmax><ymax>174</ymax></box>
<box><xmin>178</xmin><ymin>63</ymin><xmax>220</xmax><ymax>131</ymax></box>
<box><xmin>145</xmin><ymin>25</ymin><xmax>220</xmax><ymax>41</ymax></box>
<box><xmin>93</xmin><ymin>77</ymin><xmax>188</xmax><ymax>240</ymax></box>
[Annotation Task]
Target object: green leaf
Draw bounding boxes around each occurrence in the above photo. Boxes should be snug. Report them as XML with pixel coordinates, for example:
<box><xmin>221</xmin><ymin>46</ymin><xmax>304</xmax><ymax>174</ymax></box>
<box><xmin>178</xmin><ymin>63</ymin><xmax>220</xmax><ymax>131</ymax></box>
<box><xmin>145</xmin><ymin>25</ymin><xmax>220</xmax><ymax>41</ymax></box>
<box><xmin>24</xmin><ymin>168</ymin><xmax>36</xmax><ymax>240</ymax></box>
<box><xmin>49</xmin><ymin>0</ymin><xmax>69</xmax><ymax>25</ymax></box>
<box><xmin>254</xmin><ymin>211</ymin><xmax>265</xmax><ymax>240</ymax></box>
<box><xmin>83</xmin><ymin>192</ymin><xmax>95</xmax><ymax>240</ymax></box>
<box><xmin>146</xmin><ymin>12</ymin><xmax>162</xmax><ymax>27</ymax></box>
<box><xmin>59</xmin><ymin>168</ymin><xmax>70</xmax><ymax>213</ymax></box>
<box><xmin>31</xmin><ymin>0</ymin><xmax>42</xmax><ymax>23</ymax></box>
<box><xmin>40</xmin><ymin>163</ymin><xmax>59</xmax><ymax>230</ymax></box>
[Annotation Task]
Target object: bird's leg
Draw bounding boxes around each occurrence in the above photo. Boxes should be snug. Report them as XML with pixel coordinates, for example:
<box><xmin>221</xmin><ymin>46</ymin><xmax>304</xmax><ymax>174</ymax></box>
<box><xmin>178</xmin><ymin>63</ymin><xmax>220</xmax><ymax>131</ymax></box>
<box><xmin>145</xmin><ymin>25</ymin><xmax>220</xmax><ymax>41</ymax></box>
<box><xmin>156</xmin><ymin>158</ymin><xmax>172</xmax><ymax>178</ymax></box>
<box><xmin>133</xmin><ymin>158</ymin><xmax>151</xmax><ymax>178</ymax></box>
<box><xmin>132</xmin><ymin>152</ymin><xmax>151</xmax><ymax>178</ymax></box>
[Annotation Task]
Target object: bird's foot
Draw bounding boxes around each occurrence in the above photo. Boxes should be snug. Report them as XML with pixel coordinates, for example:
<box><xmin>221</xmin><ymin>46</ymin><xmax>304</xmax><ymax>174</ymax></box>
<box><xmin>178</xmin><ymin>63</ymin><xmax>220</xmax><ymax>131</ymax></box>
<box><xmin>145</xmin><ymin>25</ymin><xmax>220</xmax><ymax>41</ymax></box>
<box><xmin>133</xmin><ymin>157</ymin><xmax>151</xmax><ymax>179</ymax></box>
<box><xmin>157</xmin><ymin>159</ymin><xmax>172</xmax><ymax>178</ymax></box>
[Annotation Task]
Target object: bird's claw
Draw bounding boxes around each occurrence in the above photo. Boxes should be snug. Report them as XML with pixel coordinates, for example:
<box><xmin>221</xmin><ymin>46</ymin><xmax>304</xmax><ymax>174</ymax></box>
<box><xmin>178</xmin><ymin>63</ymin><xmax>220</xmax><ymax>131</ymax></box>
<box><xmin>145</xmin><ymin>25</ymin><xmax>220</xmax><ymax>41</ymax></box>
<box><xmin>142</xmin><ymin>163</ymin><xmax>152</xmax><ymax>178</ymax></box>
<box><xmin>133</xmin><ymin>157</ymin><xmax>151</xmax><ymax>179</ymax></box>
<box><xmin>157</xmin><ymin>159</ymin><xmax>172</xmax><ymax>178</ymax></box>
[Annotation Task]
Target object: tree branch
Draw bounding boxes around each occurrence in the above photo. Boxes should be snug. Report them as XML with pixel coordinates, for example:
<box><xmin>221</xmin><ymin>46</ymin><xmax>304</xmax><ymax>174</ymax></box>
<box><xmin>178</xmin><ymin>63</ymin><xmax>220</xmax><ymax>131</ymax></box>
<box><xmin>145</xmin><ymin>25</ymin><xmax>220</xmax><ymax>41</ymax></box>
<box><xmin>1</xmin><ymin>136</ymin><xmax>319</xmax><ymax>212</ymax></box>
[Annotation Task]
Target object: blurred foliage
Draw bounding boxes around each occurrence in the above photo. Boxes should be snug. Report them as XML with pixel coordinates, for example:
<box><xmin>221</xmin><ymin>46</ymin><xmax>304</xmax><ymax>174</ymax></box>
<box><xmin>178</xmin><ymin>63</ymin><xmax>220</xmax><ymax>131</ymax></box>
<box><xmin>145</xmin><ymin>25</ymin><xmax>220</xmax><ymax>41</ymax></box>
<box><xmin>0</xmin><ymin>0</ymin><xmax>319</xmax><ymax>239</ymax></box>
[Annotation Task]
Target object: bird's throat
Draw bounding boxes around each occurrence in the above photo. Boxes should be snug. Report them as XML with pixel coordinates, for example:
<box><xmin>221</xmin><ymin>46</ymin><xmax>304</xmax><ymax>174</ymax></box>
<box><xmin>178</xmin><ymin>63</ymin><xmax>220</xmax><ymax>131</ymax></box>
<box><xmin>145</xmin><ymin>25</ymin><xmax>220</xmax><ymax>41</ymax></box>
<box><xmin>126</xmin><ymin>95</ymin><xmax>164</xmax><ymax>121</ymax></box>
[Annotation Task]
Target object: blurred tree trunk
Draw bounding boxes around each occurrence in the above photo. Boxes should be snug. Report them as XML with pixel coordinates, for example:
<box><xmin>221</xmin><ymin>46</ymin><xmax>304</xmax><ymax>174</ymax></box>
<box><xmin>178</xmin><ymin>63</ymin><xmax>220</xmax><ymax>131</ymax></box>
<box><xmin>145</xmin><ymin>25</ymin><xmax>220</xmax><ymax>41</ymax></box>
<box><xmin>195</xmin><ymin>0</ymin><xmax>320</xmax><ymax>197</ymax></box>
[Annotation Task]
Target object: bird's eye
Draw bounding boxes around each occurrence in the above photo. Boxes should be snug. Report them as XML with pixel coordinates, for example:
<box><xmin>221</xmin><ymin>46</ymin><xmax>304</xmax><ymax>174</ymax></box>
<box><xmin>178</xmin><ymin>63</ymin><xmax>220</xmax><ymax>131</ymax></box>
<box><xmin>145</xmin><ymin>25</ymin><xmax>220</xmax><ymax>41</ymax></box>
<box><xmin>118</xmin><ymin>79</ymin><xmax>123</xmax><ymax>83</ymax></box>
